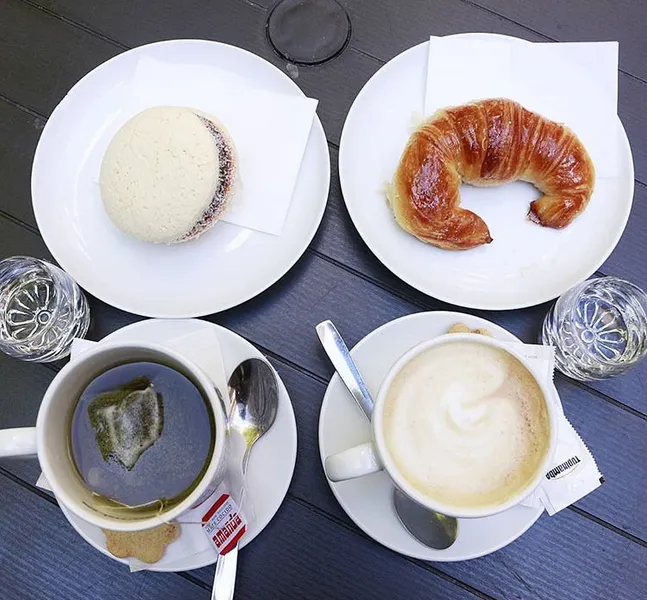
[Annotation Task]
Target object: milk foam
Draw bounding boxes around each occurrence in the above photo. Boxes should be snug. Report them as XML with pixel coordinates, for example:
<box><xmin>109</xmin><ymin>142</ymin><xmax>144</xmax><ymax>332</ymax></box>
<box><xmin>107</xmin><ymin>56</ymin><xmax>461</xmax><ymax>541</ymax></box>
<box><xmin>382</xmin><ymin>342</ymin><xmax>550</xmax><ymax>509</ymax></box>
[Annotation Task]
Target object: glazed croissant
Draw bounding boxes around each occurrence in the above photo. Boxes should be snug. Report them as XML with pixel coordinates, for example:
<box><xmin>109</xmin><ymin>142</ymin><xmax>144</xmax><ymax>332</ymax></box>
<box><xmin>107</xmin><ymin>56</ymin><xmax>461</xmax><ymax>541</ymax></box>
<box><xmin>386</xmin><ymin>98</ymin><xmax>595</xmax><ymax>250</ymax></box>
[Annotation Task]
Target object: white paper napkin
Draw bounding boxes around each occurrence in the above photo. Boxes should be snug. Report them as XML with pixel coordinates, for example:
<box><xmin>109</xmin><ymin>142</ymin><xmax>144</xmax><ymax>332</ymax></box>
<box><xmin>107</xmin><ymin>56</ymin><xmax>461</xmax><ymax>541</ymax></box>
<box><xmin>425</xmin><ymin>37</ymin><xmax>619</xmax><ymax>178</ymax></box>
<box><xmin>37</xmin><ymin>329</ymin><xmax>250</xmax><ymax>572</ymax></box>
<box><xmin>91</xmin><ymin>57</ymin><xmax>318</xmax><ymax>236</ymax></box>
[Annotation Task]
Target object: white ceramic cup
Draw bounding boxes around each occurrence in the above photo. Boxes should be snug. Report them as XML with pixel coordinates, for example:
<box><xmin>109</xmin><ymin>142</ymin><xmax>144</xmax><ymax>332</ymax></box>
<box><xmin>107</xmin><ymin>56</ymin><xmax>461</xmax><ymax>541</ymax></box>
<box><xmin>0</xmin><ymin>341</ymin><xmax>228</xmax><ymax>531</ymax></box>
<box><xmin>324</xmin><ymin>333</ymin><xmax>558</xmax><ymax>519</ymax></box>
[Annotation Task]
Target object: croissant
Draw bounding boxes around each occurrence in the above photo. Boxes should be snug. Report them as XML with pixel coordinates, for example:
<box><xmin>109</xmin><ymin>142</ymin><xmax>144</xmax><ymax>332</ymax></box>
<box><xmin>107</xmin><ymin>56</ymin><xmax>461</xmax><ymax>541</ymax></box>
<box><xmin>386</xmin><ymin>98</ymin><xmax>595</xmax><ymax>250</ymax></box>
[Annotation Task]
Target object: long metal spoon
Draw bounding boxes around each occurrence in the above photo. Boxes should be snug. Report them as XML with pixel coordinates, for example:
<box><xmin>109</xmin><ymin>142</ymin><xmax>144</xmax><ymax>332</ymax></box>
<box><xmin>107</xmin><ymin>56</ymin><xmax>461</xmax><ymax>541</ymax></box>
<box><xmin>316</xmin><ymin>320</ymin><xmax>458</xmax><ymax>550</ymax></box>
<box><xmin>212</xmin><ymin>359</ymin><xmax>279</xmax><ymax>600</ymax></box>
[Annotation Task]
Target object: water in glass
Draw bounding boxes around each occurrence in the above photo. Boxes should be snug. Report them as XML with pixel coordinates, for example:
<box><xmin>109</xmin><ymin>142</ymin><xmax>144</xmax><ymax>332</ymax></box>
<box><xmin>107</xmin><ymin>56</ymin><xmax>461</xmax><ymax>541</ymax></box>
<box><xmin>541</xmin><ymin>277</ymin><xmax>647</xmax><ymax>381</ymax></box>
<box><xmin>0</xmin><ymin>256</ymin><xmax>90</xmax><ymax>362</ymax></box>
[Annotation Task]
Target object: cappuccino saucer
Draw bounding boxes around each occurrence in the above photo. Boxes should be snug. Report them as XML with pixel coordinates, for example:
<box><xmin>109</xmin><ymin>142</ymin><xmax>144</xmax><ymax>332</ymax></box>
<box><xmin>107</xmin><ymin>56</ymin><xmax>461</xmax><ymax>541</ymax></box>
<box><xmin>57</xmin><ymin>318</ymin><xmax>297</xmax><ymax>572</ymax></box>
<box><xmin>318</xmin><ymin>311</ymin><xmax>550</xmax><ymax>561</ymax></box>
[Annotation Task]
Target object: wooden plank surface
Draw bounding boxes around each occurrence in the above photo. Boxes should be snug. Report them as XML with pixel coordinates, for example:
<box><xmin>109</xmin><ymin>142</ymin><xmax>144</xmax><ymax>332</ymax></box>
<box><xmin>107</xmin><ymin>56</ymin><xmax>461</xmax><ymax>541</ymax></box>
<box><xmin>0</xmin><ymin>471</ymin><xmax>493</xmax><ymax>600</ymax></box>
<box><xmin>0</xmin><ymin>0</ymin><xmax>379</xmax><ymax>145</ymax></box>
<box><xmin>468</xmin><ymin>0</ymin><xmax>647</xmax><ymax>82</ymax></box>
<box><xmin>1</xmin><ymin>0</ymin><xmax>646</xmax><ymax>599</ymax></box>
<box><xmin>0</xmin><ymin>476</ymin><xmax>210</xmax><ymax>599</ymax></box>
<box><xmin>0</xmin><ymin>101</ymin><xmax>43</xmax><ymax>227</ymax></box>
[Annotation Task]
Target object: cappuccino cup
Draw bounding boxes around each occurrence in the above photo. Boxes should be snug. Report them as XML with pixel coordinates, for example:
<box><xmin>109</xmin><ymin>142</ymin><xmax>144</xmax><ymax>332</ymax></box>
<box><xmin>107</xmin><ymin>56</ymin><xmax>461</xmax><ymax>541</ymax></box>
<box><xmin>324</xmin><ymin>333</ymin><xmax>558</xmax><ymax>519</ymax></box>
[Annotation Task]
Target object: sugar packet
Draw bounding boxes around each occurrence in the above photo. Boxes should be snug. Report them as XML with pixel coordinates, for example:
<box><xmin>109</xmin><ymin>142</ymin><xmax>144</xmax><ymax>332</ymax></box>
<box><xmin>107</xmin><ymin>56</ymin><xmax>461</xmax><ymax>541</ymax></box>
<box><xmin>521</xmin><ymin>415</ymin><xmax>603</xmax><ymax>515</ymax></box>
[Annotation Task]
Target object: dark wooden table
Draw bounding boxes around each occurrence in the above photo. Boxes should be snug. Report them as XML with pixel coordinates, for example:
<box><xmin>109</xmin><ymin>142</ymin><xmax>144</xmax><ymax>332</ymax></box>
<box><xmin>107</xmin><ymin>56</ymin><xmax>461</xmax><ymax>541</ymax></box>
<box><xmin>1</xmin><ymin>1</ymin><xmax>646</xmax><ymax>598</ymax></box>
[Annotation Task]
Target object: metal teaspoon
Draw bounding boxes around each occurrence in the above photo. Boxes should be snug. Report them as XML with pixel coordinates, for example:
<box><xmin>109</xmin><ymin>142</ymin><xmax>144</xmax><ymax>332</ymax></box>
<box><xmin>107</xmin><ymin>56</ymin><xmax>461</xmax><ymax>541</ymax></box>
<box><xmin>316</xmin><ymin>320</ymin><xmax>458</xmax><ymax>550</ymax></box>
<box><xmin>212</xmin><ymin>359</ymin><xmax>279</xmax><ymax>600</ymax></box>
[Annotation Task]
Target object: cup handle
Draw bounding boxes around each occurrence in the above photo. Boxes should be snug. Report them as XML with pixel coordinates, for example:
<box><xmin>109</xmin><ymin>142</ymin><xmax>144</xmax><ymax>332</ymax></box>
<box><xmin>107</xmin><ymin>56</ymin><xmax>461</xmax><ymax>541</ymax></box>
<box><xmin>325</xmin><ymin>442</ymin><xmax>383</xmax><ymax>482</ymax></box>
<box><xmin>0</xmin><ymin>428</ymin><xmax>38</xmax><ymax>458</ymax></box>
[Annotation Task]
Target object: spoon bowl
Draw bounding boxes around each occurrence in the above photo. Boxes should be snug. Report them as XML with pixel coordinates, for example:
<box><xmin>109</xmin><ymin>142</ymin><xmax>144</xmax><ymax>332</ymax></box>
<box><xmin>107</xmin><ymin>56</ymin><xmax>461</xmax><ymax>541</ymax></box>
<box><xmin>393</xmin><ymin>489</ymin><xmax>459</xmax><ymax>550</ymax></box>
<box><xmin>228</xmin><ymin>358</ymin><xmax>279</xmax><ymax>472</ymax></box>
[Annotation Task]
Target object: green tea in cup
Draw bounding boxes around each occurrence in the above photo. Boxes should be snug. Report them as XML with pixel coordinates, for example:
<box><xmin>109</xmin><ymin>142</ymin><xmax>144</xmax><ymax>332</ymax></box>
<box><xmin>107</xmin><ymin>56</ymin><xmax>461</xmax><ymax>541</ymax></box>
<box><xmin>69</xmin><ymin>361</ymin><xmax>216</xmax><ymax>517</ymax></box>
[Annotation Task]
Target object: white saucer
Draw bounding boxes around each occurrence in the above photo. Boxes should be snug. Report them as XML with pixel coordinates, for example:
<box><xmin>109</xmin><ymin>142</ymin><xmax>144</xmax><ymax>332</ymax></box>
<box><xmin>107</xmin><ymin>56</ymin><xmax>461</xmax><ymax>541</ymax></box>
<box><xmin>318</xmin><ymin>311</ymin><xmax>550</xmax><ymax>561</ymax></box>
<box><xmin>32</xmin><ymin>40</ymin><xmax>330</xmax><ymax>318</ymax></box>
<box><xmin>339</xmin><ymin>33</ymin><xmax>634</xmax><ymax>310</ymax></box>
<box><xmin>59</xmin><ymin>318</ymin><xmax>297</xmax><ymax>572</ymax></box>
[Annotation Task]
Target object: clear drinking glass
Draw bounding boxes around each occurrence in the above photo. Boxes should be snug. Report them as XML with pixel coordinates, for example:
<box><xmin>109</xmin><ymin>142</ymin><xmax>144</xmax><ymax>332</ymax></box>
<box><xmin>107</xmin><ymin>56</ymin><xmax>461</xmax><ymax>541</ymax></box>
<box><xmin>0</xmin><ymin>256</ymin><xmax>90</xmax><ymax>362</ymax></box>
<box><xmin>540</xmin><ymin>276</ymin><xmax>647</xmax><ymax>381</ymax></box>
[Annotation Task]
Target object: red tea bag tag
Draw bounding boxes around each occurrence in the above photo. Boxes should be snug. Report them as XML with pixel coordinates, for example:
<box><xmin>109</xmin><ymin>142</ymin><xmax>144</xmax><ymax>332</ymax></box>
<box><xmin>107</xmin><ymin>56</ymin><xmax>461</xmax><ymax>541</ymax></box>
<box><xmin>201</xmin><ymin>491</ymin><xmax>247</xmax><ymax>555</ymax></box>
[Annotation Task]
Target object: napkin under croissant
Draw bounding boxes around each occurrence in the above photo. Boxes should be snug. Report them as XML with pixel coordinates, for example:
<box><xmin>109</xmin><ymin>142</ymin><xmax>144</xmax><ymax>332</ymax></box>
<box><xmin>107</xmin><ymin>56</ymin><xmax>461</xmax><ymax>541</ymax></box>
<box><xmin>387</xmin><ymin>98</ymin><xmax>595</xmax><ymax>250</ymax></box>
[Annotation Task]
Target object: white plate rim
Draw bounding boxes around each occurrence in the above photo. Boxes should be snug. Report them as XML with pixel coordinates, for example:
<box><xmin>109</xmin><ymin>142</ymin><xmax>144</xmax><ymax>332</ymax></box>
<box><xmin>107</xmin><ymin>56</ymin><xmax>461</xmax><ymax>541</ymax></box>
<box><xmin>59</xmin><ymin>318</ymin><xmax>297</xmax><ymax>572</ymax></box>
<box><xmin>31</xmin><ymin>39</ymin><xmax>330</xmax><ymax>318</ymax></box>
<box><xmin>338</xmin><ymin>33</ymin><xmax>635</xmax><ymax>311</ymax></box>
<box><xmin>318</xmin><ymin>311</ymin><xmax>546</xmax><ymax>561</ymax></box>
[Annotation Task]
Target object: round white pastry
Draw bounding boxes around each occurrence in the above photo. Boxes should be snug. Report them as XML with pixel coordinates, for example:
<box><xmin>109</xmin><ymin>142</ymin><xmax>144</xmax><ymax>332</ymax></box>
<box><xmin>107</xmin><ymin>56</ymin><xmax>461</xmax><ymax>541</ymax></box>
<box><xmin>100</xmin><ymin>106</ymin><xmax>237</xmax><ymax>244</ymax></box>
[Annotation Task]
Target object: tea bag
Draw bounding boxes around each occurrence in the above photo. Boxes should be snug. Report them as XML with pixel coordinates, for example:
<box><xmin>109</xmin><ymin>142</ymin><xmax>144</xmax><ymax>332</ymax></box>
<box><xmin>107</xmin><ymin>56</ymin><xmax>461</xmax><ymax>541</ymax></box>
<box><xmin>88</xmin><ymin>378</ymin><xmax>164</xmax><ymax>471</ymax></box>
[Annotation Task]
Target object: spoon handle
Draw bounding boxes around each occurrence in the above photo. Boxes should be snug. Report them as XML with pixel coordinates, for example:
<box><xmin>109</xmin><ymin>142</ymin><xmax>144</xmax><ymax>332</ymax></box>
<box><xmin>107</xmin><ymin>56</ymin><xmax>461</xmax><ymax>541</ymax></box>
<box><xmin>212</xmin><ymin>545</ymin><xmax>238</xmax><ymax>600</ymax></box>
<box><xmin>316</xmin><ymin>320</ymin><xmax>374</xmax><ymax>419</ymax></box>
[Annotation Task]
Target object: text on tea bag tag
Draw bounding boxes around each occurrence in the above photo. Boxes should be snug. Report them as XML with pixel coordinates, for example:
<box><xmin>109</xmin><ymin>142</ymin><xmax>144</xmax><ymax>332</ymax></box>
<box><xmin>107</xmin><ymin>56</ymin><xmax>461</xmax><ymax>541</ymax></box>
<box><xmin>201</xmin><ymin>484</ymin><xmax>247</xmax><ymax>555</ymax></box>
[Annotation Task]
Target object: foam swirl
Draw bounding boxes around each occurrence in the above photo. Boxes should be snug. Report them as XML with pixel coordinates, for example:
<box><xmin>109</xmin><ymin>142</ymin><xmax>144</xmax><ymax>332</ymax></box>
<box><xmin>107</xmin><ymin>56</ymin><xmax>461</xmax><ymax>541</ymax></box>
<box><xmin>383</xmin><ymin>342</ymin><xmax>550</xmax><ymax>509</ymax></box>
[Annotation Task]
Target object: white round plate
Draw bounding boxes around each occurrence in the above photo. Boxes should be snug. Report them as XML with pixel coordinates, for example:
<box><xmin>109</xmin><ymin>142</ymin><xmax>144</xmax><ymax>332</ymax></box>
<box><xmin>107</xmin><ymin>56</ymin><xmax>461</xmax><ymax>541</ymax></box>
<box><xmin>339</xmin><ymin>33</ymin><xmax>634</xmax><ymax>310</ymax></box>
<box><xmin>59</xmin><ymin>318</ymin><xmax>297</xmax><ymax>572</ymax></box>
<box><xmin>319</xmin><ymin>311</ymin><xmax>550</xmax><ymax>561</ymax></box>
<box><xmin>32</xmin><ymin>40</ymin><xmax>329</xmax><ymax>318</ymax></box>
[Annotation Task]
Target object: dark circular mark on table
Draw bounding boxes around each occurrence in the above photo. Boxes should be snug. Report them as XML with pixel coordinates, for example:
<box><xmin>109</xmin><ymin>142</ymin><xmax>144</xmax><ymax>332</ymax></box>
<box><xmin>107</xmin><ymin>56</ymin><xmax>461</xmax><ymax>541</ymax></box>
<box><xmin>266</xmin><ymin>0</ymin><xmax>352</xmax><ymax>66</ymax></box>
